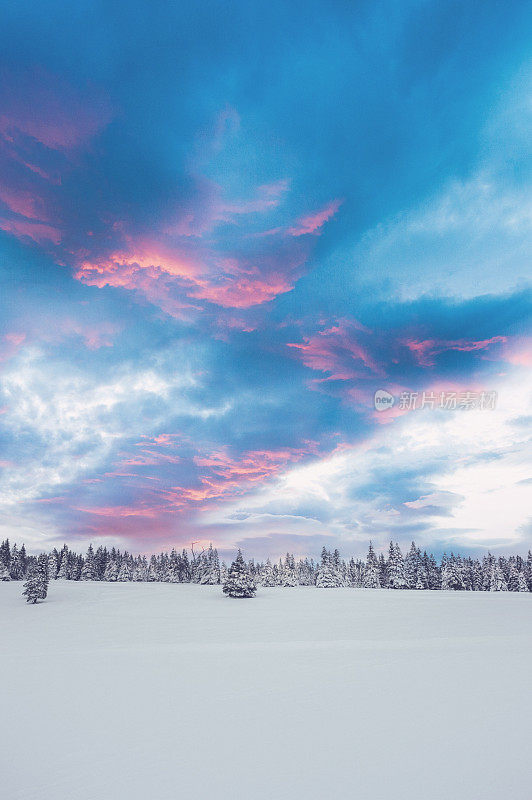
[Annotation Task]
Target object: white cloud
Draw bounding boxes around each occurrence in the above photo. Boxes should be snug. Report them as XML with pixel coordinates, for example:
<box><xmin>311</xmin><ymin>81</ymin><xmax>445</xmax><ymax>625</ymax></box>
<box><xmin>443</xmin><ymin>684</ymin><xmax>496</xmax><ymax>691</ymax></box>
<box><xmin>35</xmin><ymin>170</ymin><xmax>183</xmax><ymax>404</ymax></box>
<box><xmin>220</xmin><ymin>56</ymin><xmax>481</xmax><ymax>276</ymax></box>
<box><xmin>202</xmin><ymin>366</ymin><xmax>532</xmax><ymax>554</ymax></box>
<box><xmin>0</xmin><ymin>346</ymin><xmax>230</xmax><ymax>508</ymax></box>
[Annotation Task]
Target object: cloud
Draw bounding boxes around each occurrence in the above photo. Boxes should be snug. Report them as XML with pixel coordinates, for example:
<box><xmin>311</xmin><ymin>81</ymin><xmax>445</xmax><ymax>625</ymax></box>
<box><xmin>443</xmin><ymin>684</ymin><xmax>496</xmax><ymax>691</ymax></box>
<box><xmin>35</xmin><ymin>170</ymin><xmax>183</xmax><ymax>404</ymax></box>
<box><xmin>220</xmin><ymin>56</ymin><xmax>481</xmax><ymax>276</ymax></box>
<box><xmin>339</xmin><ymin>171</ymin><xmax>532</xmax><ymax>300</ymax></box>
<box><xmin>404</xmin><ymin>335</ymin><xmax>507</xmax><ymax>367</ymax></box>
<box><xmin>199</xmin><ymin>366</ymin><xmax>532</xmax><ymax>555</ymax></box>
<box><xmin>287</xmin><ymin>319</ymin><xmax>382</xmax><ymax>380</ymax></box>
<box><xmin>0</xmin><ymin>345</ymin><xmax>221</xmax><ymax>508</ymax></box>
<box><xmin>287</xmin><ymin>199</ymin><xmax>342</xmax><ymax>236</ymax></box>
<box><xmin>0</xmin><ymin>68</ymin><xmax>113</xmax><ymax>151</ymax></box>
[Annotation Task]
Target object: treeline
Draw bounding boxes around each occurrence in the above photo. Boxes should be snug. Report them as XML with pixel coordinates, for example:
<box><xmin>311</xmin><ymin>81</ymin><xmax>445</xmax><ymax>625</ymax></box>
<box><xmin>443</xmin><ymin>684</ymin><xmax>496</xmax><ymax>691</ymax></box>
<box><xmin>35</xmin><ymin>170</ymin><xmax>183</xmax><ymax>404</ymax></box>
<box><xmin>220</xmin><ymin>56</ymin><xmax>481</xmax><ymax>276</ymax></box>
<box><xmin>1</xmin><ymin>538</ymin><xmax>531</xmax><ymax>592</ymax></box>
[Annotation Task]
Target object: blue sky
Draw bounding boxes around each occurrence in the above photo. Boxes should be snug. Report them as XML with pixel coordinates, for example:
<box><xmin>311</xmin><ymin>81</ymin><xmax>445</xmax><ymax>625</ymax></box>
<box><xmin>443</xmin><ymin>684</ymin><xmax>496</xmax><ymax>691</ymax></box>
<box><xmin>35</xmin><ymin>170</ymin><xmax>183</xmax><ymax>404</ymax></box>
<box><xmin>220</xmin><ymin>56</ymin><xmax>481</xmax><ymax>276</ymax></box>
<box><xmin>0</xmin><ymin>0</ymin><xmax>530</xmax><ymax>559</ymax></box>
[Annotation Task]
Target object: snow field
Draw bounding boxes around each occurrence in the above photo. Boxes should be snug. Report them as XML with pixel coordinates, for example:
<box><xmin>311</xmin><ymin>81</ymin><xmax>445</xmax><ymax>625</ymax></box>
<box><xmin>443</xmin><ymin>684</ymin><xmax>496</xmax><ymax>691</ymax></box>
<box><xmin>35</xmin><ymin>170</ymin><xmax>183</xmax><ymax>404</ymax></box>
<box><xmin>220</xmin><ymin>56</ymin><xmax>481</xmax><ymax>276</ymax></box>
<box><xmin>1</xmin><ymin>581</ymin><xmax>531</xmax><ymax>800</ymax></box>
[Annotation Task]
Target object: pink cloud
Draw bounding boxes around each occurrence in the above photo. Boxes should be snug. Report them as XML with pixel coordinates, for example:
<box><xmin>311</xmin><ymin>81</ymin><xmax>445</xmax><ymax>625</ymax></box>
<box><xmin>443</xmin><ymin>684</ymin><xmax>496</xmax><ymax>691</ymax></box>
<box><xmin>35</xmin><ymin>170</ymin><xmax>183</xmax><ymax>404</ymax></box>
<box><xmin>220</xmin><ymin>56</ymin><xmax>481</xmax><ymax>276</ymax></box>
<box><xmin>501</xmin><ymin>337</ymin><xmax>532</xmax><ymax>367</ymax></box>
<box><xmin>0</xmin><ymin>185</ymin><xmax>47</xmax><ymax>220</ymax></box>
<box><xmin>0</xmin><ymin>332</ymin><xmax>26</xmax><ymax>363</ymax></box>
<box><xmin>404</xmin><ymin>336</ymin><xmax>507</xmax><ymax>367</ymax></box>
<box><xmin>0</xmin><ymin>69</ymin><xmax>113</xmax><ymax>151</ymax></box>
<box><xmin>165</xmin><ymin>444</ymin><xmax>318</xmax><ymax>510</ymax></box>
<box><xmin>189</xmin><ymin>273</ymin><xmax>295</xmax><ymax>308</ymax></box>
<box><xmin>287</xmin><ymin>199</ymin><xmax>342</xmax><ymax>236</ymax></box>
<box><xmin>75</xmin><ymin>236</ymin><xmax>308</xmax><ymax>312</ymax></box>
<box><xmin>0</xmin><ymin>216</ymin><xmax>61</xmax><ymax>245</ymax></box>
<box><xmin>288</xmin><ymin>319</ymin><xmax>383</xmax><ymax>380</ymax></box>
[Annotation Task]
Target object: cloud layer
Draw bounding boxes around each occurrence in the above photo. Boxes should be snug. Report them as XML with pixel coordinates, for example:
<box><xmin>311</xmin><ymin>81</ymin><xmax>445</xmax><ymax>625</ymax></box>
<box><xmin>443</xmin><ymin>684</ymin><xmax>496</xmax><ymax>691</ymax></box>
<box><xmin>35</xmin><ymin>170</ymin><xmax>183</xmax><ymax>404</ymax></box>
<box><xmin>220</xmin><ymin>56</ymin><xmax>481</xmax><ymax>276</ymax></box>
<box><xmin>0</xmin><ymin>0</ymin><xmax>530</xmax><ymax>557</ymax></box>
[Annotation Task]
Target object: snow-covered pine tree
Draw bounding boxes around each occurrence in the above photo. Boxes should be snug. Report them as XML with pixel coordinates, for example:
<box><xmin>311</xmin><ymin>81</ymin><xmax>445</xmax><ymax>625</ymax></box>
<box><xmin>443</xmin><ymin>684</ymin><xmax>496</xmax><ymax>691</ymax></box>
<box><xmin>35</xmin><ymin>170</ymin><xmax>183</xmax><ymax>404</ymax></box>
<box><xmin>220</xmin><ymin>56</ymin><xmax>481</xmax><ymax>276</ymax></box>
<box><xmin>471</xmin><ymin>559</ymin><xmax>483</xmax><ymax>591</ymax></box>
<box><xmin>507</xmin><ymin>564</ymin><xmax>520</xmax><ymax>591</ymax></box>
<box><xmin>489</xmin><ymin>561</ymin><xmax>508</xmax><ymax>591</ymax></box>
<box><xmin>481</xmin><ymin>554</ymin><xmax>494</xmax><ymax>591</ymax></box>
<box><xmin>22</xmin><ymin>558</ymin><xmax>48</xmax><ymax>604</ymax></box>
<box><xmin>133</xmin><ymin>557</ymin><xmax>148</xmax><ymax>581</ymax></box>
<box><xmin>280</xmin><ymin>553</ymin><xmax>297</xmax><ymax>587</ymax></box>
<box><xmin>525</xmin><ymin>551</ymin><xmax>532</xmax><ymax>591</ymax></box>
<box><xmin>178</xmin><ymin>550</ymin><xmax>191</xmax><ymax>582</ymax></box>
<box><xmin>316</xmin><ymin>547</ymin><xmax>343</xmax><ymax>588</ymax></box>
<box><xmin>404</xmin><ymin>542</ymin><xmax>421</xmax><ymax>588</ymax></box>
<box><xmin>0</xmin><ymin>539</ymin><xmax>10</xmax><ymax>569</ymax></box>
<box><xmin>220</xmin><ymin>562</ymin><xmax>228</xmax><ymax>585</ymax></box>
<box><xmin>47</xmin><ymin>552</ymin><xmax>58</xmax><ymax>580</ymax></box>
<box><xmin>199</xmin><ymin>544</ymin><xmax>221</xmax><ymax>585</ymax></box>
<box><xmin>81</xmin><ymin>545</ymin><xmax>97</xmax><ymax>581</ymax></box>
<box><xmin>362</xmin><ymin>543</ymin><xmax>381</xmax><ymax>589</ymax></box>
<box><xmin>259</xmin><ymin>559</ymin><xmax>277</xmax><ymax>587</ymax></box>
<box><xmin>57</xmin><ymin>546</ymin><xmax>70</xmax><ymax>579</ymax></box>
<box><xmin>0</xmin><ymin>559</ymin><xmax>10</xmax><ymax>581</ymax></box>
<box><xmin>93</xmin><ymin>546</ymin><xmax>107</xmax><ymax>580</ymax></box>
<box><xmin>298</xmin><ymin>558</ymin><xmax>317</xmax><ymax>585</ymax></box>
<box><xmin>378</xmin><ymin>553</ymin><xmax>387</xmax><ymax>587</ymax></box>
<box><xmin>20</xmin><ymin>544</ymin><xmax>28</xmax><ymax>574</ymax></box>
<box><xmin>9</xmin><ymin>545</ymin><xmax>23</xmax><ymax>580</ymax></box>
<box><xmin>346</xmin><ymin>557</ymin><xmax>360</xmax><ymax>587</ymax></box>
<box><xmin>441</xmin><ymin>554</ymin><xmax>465</xmax><ymax>590</ymax></box>
<box><xmin>332</xmin><ymin>549</ymin><xmax>346</xmax><ymax>585</ymax></box>
<box><xmin>117</xmin><ymin>559</ymin><xmax>132</xmax><ymax>582</ymax></box>
<box><xmin>517</xmin><ymin>570</ymin><xmax>529</xmax><ymax>592</ymax></box>
<box><xmin>147</xmin><ymin>555</ymin><xmax>159</xmax><ymax>582</ymax></box>
<box><xmin>222</xmin><ymin>550</ymin><xmax>256</xmax><ymax>598</ymax></box>
<box><xmin>70</xmin><ymin>554</ymin><xmax>82</xmax><ymax>581</ymax></box>
<box><xmin>386</xmin><ymin>542</ymin><xmax>407</xmax><ymax>589</ymax></box>
<box><xmin>104</xmin><ymin>558</ymin><xmax>118</xmax><ymax>581</ymax></box>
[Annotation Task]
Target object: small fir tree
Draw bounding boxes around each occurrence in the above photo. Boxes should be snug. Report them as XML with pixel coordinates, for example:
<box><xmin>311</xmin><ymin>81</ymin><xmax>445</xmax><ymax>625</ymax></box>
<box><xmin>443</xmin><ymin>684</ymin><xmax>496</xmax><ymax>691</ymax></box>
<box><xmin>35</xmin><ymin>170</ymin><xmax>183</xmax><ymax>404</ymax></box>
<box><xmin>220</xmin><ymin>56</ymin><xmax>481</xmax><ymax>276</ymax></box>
<box><xmin>386</xmin><ymin>542</ymin><xmax>407</xmax><ymax>589</ymax></box>
<box><xmin>81</xmin><ymin>545</ymin><xmax>97</xmax><ymax>581</ymax></box>
<box><xmin>259</xmin><ymin>559</ymin><xmax>277</xmax><ymax>587</ymax></box>
<box><xmin>363</xmin><ymin>543</ymin><xmax>381</xmax><ymax>589</ymax></box>
<box><xmin>223</xmin><ymin>550</ymin><xmax>256</xmax><ymax>598</ymax></box>
<box><xmin>9</xmin><ymin>545</ymin><xmax>23</xmax><ymax>580</ymax></box>
<box><xmin>22</xmin><ymin>559</ymin><xmax>48</xmax><ymax>604</ymax></box>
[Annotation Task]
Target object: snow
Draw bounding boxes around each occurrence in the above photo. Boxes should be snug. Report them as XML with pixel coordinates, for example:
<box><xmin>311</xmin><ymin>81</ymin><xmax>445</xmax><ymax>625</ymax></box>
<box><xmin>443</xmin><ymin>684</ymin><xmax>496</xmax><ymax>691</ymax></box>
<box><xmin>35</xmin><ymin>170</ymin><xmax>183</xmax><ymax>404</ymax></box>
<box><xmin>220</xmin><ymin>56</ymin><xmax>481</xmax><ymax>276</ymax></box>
<box><xmin>1</xmin><ymin>581</ymin><xmax>531</xmax><ymax>800</ymax></box>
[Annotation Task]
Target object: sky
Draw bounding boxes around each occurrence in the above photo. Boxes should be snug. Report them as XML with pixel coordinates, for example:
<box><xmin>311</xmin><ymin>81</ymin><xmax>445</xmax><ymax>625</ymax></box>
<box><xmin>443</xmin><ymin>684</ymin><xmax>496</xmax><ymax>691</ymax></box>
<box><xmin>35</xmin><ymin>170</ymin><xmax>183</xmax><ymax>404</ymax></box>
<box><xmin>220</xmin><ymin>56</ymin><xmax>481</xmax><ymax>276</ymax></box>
<box><xmin>0</xmin><ymin>0</ymin><xmax>531</xmax><ymax>560</ymax></box>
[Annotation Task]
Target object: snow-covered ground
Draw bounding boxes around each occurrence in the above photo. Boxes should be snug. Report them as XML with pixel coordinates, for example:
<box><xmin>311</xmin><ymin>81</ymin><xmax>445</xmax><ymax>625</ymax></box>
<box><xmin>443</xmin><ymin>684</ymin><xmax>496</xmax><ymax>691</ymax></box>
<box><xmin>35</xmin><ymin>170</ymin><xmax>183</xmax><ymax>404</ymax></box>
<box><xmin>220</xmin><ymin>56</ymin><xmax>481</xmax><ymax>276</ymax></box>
<box><xmin>1</xmin><ymin>581</ymin><xmax>531</xmax><ymax>800</ymax></box>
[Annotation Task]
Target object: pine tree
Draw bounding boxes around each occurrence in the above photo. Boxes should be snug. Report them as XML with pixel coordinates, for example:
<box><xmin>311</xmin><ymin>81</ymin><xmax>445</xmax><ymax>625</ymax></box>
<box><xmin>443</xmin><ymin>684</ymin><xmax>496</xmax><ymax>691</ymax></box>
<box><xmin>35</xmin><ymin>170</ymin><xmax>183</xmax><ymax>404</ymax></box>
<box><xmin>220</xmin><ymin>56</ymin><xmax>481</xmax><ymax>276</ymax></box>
<box><xmin>507</xmin><ymin>565</ymin><xmax>520</xmax><ymax>592</ymax></box>
<box><xmin>441</xmin><ymin>554</ymin><xmax>465</xmax><ymax>590</ymax></box>
<box><xmin>386</xmin><ymin>542</ymin><xmax>407</xmax><ymax>589</ymax></box>
<box><xmin>222</xmin><ymin>550</ymin><xmax>256</xmax><ymax>598</ymax></box>
<box><xmin>133</xmin><ymin>557</ymin><xmax>148</xmax><ymax>581</ymax></box>
<box><xmin>362</xmin><ymin>543</ymin><xmax>381</xmax><ymax>589</ymax></box>
<box><xmin>0</xmin><ymin>560</ymin><xmax>10</xmax><ymax>581</ymax></box>
<box><xmin>489</xmin><ymin>562</ymin><xmax>508</xmax><ymax>591</ymax></box>
<box><xmin>316</xmin><ymin>547</ymin><xmax>343</xmax><ymax>588</ymax></box>
<box><xmin>117</xmin><ymin>559</ymin><xmax>132</xmax><ymax>582</ymax></box>
<box><xmin>57</xmin><ymin>546</ymin><xmax>70</xmax><ymax>579</ymax></box>
<box><xmin>81</xmin><ymin>545</ymin><xmax>97</xmax><ymax>581</ymax></box>
<box><xmin>147</xmin><ymin>556</ymin><xmax>159</xmax><ymax>582</ymax></box>
<box><xmin>517</xmin><ymin>571</ymin><xmax>529</xmax><ymax>592</ymax></box>
<box><xmin>0</xmin><ymin>539</ymin><xmax>10</xmax><ymax>569</ymax></box>
<box><xmin>260</xmin><ymin>559</ymin><xmax>277</xmax><ymax>587</ymax></box>
<box><xmin>526</xmin><ymin>551</ymin><xmax>532</xmax><ymax>591</ymax></box>
<box><xmin>404</xmin><ymin>542</ymin><xmax>421</xmax><ymax>589</ymax></box>
<box><xmin>9</xmin><ymin>545</ymin><xmax>23</xmax><ymax>580</ymax></box>
<box><xmin>22</xmin><ymin>559</ymin><xmax>48</xmax><ymax>604</ymax></box>
<box><xmin>104</xmin><ymin>559</ymin><xmax>118</xmax><ymax>581</ymax></box>
<box><xmin>20</xmin><ymin>544</ymin><xmax>28</xmax><ymax>574</ymax></box>
<box><xmin>280</xmin><ymin>553</ymin><xmax>297</xmax><ymax>587</ymax></box>
<box><xmin>47</xmin><ymin>552</ymin><xmax>58</xmax><ymax>580</ymax></box>
<box><xmin>199</xmin><ymin>545</ymin><xmax>221</xmax><ymax>585</ymax></box>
